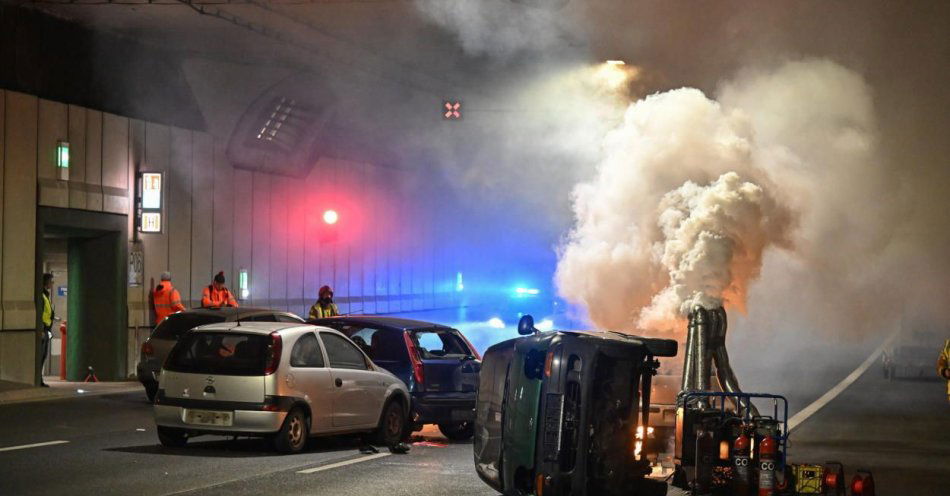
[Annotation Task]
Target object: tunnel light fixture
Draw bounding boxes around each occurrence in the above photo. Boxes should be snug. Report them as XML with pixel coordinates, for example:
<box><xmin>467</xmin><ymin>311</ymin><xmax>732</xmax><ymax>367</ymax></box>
<box><xmin>323</xmin><ymin>209</ymin><xmax>339</xmax><ymax>225</ymax></box>
<box><xmin>239</xmin><ymin>269</ymin><xmax>249</xmax><ymax>300</ymax></box>
<box><xmin>455</xmin><ymin>272</ymin><xmax>464</xmax><ymax>292</ymax></box>
<box><xmin>606</xmin><ymin>60</ymin><xmax>625</xmax><ymax>65</ymax></box>
<box><xmin>443</xmin><ymin>100</ymin><xmax>461</xmax><ymax>120</ymax></box>
<box><xmin>56</xmin><ymin>140</ymin><xmax>69</xmax><ymax>180</ymax></box>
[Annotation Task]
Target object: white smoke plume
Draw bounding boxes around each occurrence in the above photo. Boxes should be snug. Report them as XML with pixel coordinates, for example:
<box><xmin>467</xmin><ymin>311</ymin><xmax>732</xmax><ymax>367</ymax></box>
<box><xmin>413</xmin><ymin>0</ymin><xmax>578</xmax><ymax>60</ymax></box>
<box><xmin>556</xmin><ymin>59</ymin><xmax>886</xmax><ymax>335</ymax></box>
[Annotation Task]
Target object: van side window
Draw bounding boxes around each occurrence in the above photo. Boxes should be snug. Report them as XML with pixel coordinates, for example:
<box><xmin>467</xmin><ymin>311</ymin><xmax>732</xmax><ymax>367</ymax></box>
<box><xmin>290</xmin><ymin>333</ymin><xmax>325</xmax><ymax>368</ymax></box>
<box><xmin>321</xmin><ymin>333</ymin><xmax>369</xmax><ymax>370</ymax></box>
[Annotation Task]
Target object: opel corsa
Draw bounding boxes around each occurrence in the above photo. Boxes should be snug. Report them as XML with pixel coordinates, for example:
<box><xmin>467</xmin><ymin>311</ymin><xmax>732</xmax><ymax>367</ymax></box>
<box><xmin>153</xmin><ymin>322</ymin><xmax>409</xmax><ymax>453</ymax></box>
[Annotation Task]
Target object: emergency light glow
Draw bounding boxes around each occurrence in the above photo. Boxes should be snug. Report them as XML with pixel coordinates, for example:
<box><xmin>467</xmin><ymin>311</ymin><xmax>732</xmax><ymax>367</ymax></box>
<box><xmin>455</xmin><ymin>272</ymin><xmax>464</xmax><ymax>292</ymax></box>
<box><xmin>487</xmin><ymin>317</ymin><xmax>505</xmax><ymax>329</ymax></box>
<box><xmin>536</xmin><ymin>319</ymin><xmax>554</xmax><ymax>331</ymax></box>
<box><xmin>56</xmin><ymin>141</ymin><xmax>69</xmax><ymax>168</ymax></box>
<box><xmin>514</xmin><ymin>287</ymin><xmax>540</xmax><ymax>296</ymax></box>
<box><xmin>606</xmin><ymin>60</ymin><xmax>625</xmax><ymax>65</ymax></box>
<box><xmin>323</xmin><ymin>209</ymin><xmax>339</xmax><ymax>225</ymax></box>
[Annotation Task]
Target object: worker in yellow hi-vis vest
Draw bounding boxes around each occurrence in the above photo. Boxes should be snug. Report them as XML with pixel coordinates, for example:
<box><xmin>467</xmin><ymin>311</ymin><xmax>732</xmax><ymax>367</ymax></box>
<box><xmin>40</xmin><ymin>273</ymin><xmax>54</xmax><ymax>387</ymax></box>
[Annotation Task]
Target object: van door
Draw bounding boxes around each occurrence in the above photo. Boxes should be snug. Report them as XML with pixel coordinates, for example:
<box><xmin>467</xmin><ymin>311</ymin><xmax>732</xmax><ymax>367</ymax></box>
<box><xmin>320</xmin><ymin>332</ymin><xmax>382</xmax><ymax>428</ymax></box>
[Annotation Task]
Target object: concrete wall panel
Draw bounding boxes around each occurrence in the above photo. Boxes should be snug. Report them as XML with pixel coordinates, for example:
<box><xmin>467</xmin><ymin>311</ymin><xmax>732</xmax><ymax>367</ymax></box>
<box><xmin>232</xmin><ymin>169</ymin><xmax>252</xmax><ymax>303</ymax></box>
<box><xmin>101</xmin><ymin>113</ymin><xmax>129</xmax><ymax>214</ymax></box>
<box><xmin>37</xmin><ymin>99</ymin><xmax>68</xmax><ymax>208</ymax></box>
<box><xmin>127</xmin><ymin>120</ymin><xmax>147</xmax><ymax>328</ymax></box>
<box><xmin>167</xmin><ymin>127</ymin><xmax>193</xmax><ymax>304</ymax></box>
<box><xmin>190</xmin><ymin>132</ymin><xmax>214</xmax><ymax>306</ymax></box>
<box><xmin>0</xmin><ymin>90</ymin><xmax>5</xmax><ymax>329</ymax></box>
<box><xmin>251</xmin><ymin>173</ymin><xmax>271</xmax><ymax>307</ymax></box>
<box><xmin>84</xmin><ymin>110</ymin><xmax>103</xmax><ymax>211</ymax></box>
<box><xmin>269</xmin><ymin>176</ymin><xmax>288</xmax><ymax>311</ymax></box>
<box><xmin>141</xmin><ymin>122</ymin><xmax>169</xmax><ymax>299</ymax></box>
<box><xmin>2</xmin><ymin>91</ymin><xmax>37</xmax><ymax>330</ymax></box>
<box><xmin>286</xmin><ymin>175</ymin><xmax>305</xmax><ymax>316</ymax></box>
<box><xmin>211</xmin><ymin>142</ymin><xmax>234</xmax><ymax>289</ymax></box>
<box><xmin>0</xmin><ymin>331</ymin><xmax>35</xmax><ymax>383</ymax></box>
<box><xmin>67</xmin><ymin>105</ymin><xmax>87</xmax><ymax>210</ymax></box>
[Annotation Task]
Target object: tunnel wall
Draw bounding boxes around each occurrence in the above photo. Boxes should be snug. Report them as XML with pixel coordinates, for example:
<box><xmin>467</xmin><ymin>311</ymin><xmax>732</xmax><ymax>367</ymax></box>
<box><xmin>0</xmin><ymin>87</ymin><xmax>459</xmax><ymax>383</ymax></box>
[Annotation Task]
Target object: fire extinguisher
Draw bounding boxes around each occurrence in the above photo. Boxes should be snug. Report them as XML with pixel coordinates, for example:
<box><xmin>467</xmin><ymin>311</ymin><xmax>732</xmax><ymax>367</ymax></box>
<box><xmin>758</xmin><ymin>435</ymin><xmax>777</xmax><ymax>496</ymax></box>
<box><xmin>732</xmin><ymin>431</ymin><xmax>752</xmax><ymax>496</ymax></box>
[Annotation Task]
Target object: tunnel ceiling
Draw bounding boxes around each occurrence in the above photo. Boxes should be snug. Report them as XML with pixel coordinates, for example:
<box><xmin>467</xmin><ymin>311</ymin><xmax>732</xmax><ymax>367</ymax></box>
<box><xmin>21</xmin><ymin>0</ymin><xmax>480</xmax><ymax>173</ymax></box>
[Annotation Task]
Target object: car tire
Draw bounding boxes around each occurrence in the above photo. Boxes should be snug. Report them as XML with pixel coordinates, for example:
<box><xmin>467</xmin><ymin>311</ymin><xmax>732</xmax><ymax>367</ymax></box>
<box><xmin>144</xmin><ymin>382</ymin><xmax>158</xmax><ymax>403</ymax></box>
<box><xmin>373</xmin><ymin>400</ymin><xmax>407</xmax><ymax>446</ymax></box>
<box><xmin>273</xmin><ymin>408</ymin><xmax>309</xmax><ymax>454</ymax></box>
<box><xmin>438</xmin><ymin>421</ymin><xmax>474</xmax><ymax>441</ymax></box>
<box><xmin>157</xmin><ymin>426</ymin><xmax>188</xmax><ymax>448</ymax></box>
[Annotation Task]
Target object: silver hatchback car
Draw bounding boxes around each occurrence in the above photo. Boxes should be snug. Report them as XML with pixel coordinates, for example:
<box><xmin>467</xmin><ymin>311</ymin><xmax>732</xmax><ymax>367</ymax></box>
<box><xmin>153</xmin><ymin>322</ymin><xmax>410</xmax><ymax>453</ymax></box>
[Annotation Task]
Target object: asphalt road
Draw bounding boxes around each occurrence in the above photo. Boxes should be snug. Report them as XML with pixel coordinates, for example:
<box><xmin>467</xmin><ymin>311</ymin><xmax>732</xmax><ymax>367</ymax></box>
<box><xmin>1</xmin><ymin>350</ymin><xmax>947</xmax><ymax>495</ymax></box>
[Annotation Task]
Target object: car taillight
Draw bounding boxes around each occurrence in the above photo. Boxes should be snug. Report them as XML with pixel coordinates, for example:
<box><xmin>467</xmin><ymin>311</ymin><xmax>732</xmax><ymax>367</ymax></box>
<box><xmin>264</xmin><ymin>332</ymin><xmax>282</xmax><ymax>375</ymax></box>
<box><xmin>544</xmin><ymin>349</ymin><xmax>555</xmax><ymax>377</ymax></box>
<box><xmin>403</xmin><ymin>332</ymin><xmax>425</xmax><ymax>385</ymax></box>
<box><xmin>142</xmin><ymin>341</ymin><xmax>154</xmax><ymax>357</ymax></box>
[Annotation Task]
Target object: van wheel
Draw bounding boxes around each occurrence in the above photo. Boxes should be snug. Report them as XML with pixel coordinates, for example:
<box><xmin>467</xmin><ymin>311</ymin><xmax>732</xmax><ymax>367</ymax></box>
<box><xmin>273</xmin><ymin>408</ymin><xmax>309</xmax><ymax>454</ymax></box>
<box><xmin>438</xmin><ymin>421</ymin><xmax>474</xmax><ymax>441</ymax></box>
<box><xmin>157</xmin><ymin>426</ymin><xmax>188</xmax><ymax>448</ymax></box>
<box><xmin>144</xmin><ymin>382</ymin><xmax>158</xmax><ymax>403</ymax></box>
<box><xmin>374</xmin><ymin>400</ymin><xmax>406</xmax><ymax>446</ymax></box>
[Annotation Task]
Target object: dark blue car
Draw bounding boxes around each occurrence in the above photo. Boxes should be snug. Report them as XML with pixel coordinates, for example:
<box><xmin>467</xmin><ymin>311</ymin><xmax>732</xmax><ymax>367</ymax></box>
<box><xmin>312</xmin><ymin>316</ymin><xmax>481</xmax><ymax>440</ymax></box>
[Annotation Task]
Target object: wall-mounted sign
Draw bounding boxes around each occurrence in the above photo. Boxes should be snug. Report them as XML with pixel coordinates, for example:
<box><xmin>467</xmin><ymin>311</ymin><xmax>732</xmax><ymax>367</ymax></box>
<box><xmin>138</xmin><ymin>172</ymin><xmax>163</xmax><ymax>233</ymax></box>
<box><xmin>57</xmin><ymin>286</ymin><xmax>68</xmax><ymax>297</ymax></box>
<box><xmin>128</xmin><ymin>242</ymin><xmax>144</xmax><ymax>287</ymax></box>
<box><xmin>57</xmin><ymin>140</ymin><xmax>70</xmax><ymax>181</ymax></box>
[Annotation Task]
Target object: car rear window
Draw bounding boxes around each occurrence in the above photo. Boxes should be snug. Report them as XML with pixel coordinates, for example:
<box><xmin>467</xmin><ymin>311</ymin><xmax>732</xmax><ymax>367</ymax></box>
<box><xmin>337</xmin><ymin>326</ymin><xmax>408</xmax><ymax>362</ymax></box>
<box><xmin>412</xmin><ymin>329</ymin><xmax>472</xmax><ymax>359</ymax></box>
<box><xmin>165</xmin><ymin>332</ymin><xmax>269</xmax><ymax>376</ymax></box>
<box><xmin>152</xmin><ymin>314</ymin><xmax>223</xmax><ymax>340</ymax></box>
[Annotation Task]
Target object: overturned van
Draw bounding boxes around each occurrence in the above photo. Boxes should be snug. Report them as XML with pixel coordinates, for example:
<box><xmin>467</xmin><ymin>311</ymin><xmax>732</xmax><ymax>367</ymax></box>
<box><xmin>474</xmin><ymin>316</ymin><xmax>677</xmax><ymax>496</ymax></box>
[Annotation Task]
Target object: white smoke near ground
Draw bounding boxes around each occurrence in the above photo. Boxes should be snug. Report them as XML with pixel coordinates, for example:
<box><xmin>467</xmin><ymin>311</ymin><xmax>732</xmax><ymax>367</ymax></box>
<box><xmin>556</xmin><ymin>59</ymin><xmax>888</xmax><ymax>335</ymax></box>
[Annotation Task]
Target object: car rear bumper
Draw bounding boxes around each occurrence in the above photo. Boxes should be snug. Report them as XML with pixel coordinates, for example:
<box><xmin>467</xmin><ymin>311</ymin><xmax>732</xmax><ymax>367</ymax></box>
<box><xmin>153</xmin><ymin>391</ymin><xmax>296</xmax><ymax>434</ymax></box>
<box><xmin>136</xmin><ymin>358</ymin><xmax>160</xmax><ymax>386</ymax></box>
<box><xmin>154</xmin><ymin>405</ymin><xmax>287</xmax><ymax>434</ymax></box>
<box><xmin>411</xmin><ymin>393</ymin><xmax>476</xmax><ymax>424</ymax></box>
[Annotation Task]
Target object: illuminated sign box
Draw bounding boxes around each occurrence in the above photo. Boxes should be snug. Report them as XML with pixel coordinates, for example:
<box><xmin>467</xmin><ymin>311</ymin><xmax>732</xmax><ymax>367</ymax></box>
<box><xmin>138</xmin><ymin>172</ymin><xmax>163</xmax><ymax>233</ymax></box>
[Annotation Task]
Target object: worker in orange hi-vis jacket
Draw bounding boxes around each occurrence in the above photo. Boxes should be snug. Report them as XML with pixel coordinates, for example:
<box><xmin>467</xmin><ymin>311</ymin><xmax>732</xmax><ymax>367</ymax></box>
<box><xmin>152</xmin><ymin>271</ymin><xmax>185</xmax><ymax>324</ymax></box>
<box><xmin>201</xmin><ymin>271</ymin><xmax>239</xmax><ymax>308</ymax></box>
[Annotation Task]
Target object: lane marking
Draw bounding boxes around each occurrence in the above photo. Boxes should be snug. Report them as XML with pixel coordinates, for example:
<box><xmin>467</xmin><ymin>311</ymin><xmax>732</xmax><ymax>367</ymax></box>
<box><xmin>0</xmin><ymin>440</ymin><xmax>70</xmax><ymax>452</ymax></box>
<box><xmin>297</xmin><ymin>452</ymin><xmax>391</xmax><ymax>474</ymax></box>
<box><xmin>788</xmin><ymin>330</ymin><xmax>900</xmax><ymax>432</ymax></box>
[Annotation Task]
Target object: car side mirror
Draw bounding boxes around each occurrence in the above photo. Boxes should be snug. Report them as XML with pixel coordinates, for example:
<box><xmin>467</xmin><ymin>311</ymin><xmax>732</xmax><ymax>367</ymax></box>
<box><xmin>518</xmin><ymin>315</ymin><xmax>537</xmax><ymax>336</ymax></box>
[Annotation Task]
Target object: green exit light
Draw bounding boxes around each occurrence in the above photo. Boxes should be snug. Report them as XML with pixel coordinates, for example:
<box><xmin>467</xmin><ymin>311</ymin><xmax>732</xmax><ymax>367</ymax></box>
<box><xmin>57</xmin><ymin>141</ymin><xmax>70</xmax><ymax>168</ymax></box>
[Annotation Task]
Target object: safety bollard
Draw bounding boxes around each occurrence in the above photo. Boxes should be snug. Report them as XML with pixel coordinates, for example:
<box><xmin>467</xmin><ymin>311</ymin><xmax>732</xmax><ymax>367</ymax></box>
<box><xmin>59</xmin><ymin>321</ymin><xmax>67</xmax><ymax>380</ymax></box>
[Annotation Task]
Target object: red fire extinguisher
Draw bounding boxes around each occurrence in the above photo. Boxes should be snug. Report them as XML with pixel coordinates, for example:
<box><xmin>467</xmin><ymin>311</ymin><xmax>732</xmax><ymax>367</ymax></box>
<box><xmin>732</xmin><ymin>432</ymin><xmax>752</xmax><ymax>496</ymax></box>
<box><xmin>758</xmin><ymin>435</ymin><xmax>777</xmax><ymax>496</ymax></box>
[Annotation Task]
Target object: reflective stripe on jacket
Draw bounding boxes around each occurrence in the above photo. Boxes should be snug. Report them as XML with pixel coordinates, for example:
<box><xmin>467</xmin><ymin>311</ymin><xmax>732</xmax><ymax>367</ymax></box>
<box><xmin>201</xmin><ymin>285</ymin><xmax>238</xmax><ymax>308</ymax></box>
<box><xmin>153</xmin><ymin>283</ymin><xmax>185</xmax><ymax>324</ymax></box>
<box><xmin>309</xmin><ymin>302</ymin><xmax>339</xmax><ymax>320</ymax></box>
<box><xmin>939</xmin><ymin>339</ymin><xmax>950</xmax><ymax>396</ymax></box>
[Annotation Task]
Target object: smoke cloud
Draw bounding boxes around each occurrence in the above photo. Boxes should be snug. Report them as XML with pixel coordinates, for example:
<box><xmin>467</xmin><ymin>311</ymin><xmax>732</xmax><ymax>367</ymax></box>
<box><xmin>556</xmin><ymin>59</ymin><xmax>887</xmax><ymax>335</ymax></box>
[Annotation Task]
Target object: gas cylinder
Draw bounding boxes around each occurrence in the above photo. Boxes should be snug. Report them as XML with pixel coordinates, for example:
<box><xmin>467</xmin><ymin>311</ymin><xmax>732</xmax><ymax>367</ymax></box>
<box><xmin>732</xmin><ymin>432</ymin><xmax>752</xmax><ymax>496</ymax></box>
<box><xmin>758</xmin><ymin>435</ymin><xmax>777</xmax><ymax>496</ymax></box>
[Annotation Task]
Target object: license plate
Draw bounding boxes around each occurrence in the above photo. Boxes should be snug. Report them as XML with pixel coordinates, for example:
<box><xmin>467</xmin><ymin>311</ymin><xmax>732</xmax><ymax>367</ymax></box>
<box><xmin>451</xmin><ymin>408</ymin><xmax>474</xmax><ymax>421</ymax></box>
<box><xmin>185</xmin><ymin>409</ymin><xmax>233</xmax><ymax>426</ymax></box>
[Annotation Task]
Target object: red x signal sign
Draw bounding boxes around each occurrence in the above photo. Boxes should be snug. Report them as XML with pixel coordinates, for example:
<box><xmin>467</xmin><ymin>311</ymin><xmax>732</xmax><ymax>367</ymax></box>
<box><xmin>443</xmin><ymin>101</ymin><xmax>461</xmax><ymax>120</ymax></box>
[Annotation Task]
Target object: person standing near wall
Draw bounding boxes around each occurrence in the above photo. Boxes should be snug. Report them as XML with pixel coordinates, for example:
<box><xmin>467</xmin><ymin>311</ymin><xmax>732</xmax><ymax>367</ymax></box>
<box><xmin>201</xmin><ymin>271</ymin><xmax>239</xmax><ymax>308</ymax></box>
<box><xmin>309</xmin><ymin>285</ymin><xmax>340</xmax><ymax>320</ymax></box>
<box><xmin>39</xmin><ymin>273</ymin><xmax>54</xmax><ymax>387</ymax></box>
<box><xmin>152</xmin><ymin>271</ymin><xmax>185</xmax><ymax>325</ymax></box>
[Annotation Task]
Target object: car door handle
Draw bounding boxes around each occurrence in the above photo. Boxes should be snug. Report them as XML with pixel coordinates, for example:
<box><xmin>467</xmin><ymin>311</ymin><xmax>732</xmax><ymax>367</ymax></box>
<box><xmin>335</xmin><ymin>378</ymin><xmax>343</xmax><ymax>387</ymax></box>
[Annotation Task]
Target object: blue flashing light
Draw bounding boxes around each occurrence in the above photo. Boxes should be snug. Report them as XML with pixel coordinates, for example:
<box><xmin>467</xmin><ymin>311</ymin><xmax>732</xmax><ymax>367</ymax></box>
<box><xmin>514</xmin><ymin>287</ymin><xmax>540</xmax><ymax>296</ymax></box>
<box><xmin>456</xmin><ymin>272</ymin><xmax>464</xmax><ymax>292</ymax></box>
